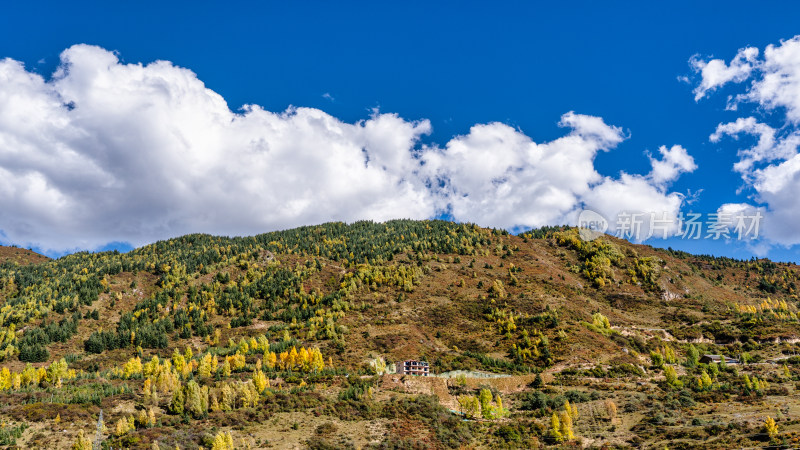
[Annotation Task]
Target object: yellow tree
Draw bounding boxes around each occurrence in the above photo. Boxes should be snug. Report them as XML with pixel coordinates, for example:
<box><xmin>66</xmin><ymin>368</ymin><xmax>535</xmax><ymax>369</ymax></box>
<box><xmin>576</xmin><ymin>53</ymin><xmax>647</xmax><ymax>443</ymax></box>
<box><xmin>198</xmin><ymin>353</ymin><xmax>213</xmax><ymax>378</ymax></box>
<box><xmin>221</xmin><ymin>360</ymin><xmax>232</xmax><ymax>377</ymax></box>
<box><xmin>458</xmin><ymin>395</ymin><xmax>480</xmax><ymax>419</ymax></box>
<box><xmin>147</xmin><ymin>408</ymin><xmax>156</xmax><ymax>428</ymax></box>
<box><xmin>550</xmin><ymin>412</ymin><xmax>562</xmax><ymax>441</ymax></box>
<box><xmin>253</xmin><ymin>370</ymin><xmax>268</xmax><ymax>393</ymax></box>
<box><xmin>664</xmin><ymin>365</ymin><xmax>682</xmax><ymax>387</ymax></box>
<box><xmin>0</xmin><ymin>367</ymin><xmax>11</xmax><ymax>390</ymax></box>
<box><xmin>184</xmin><ymin>380</ymin><xmax>206</xmax><ymax>418</ymax></box>
<box><xmin>765</xmin><ymin>416</ymin><xmax>779</xmax><ymax>440</ymax></box>
<box><xmin>172</xmin><ymin>350</ymin><xmax>186</xmax><ymax>376</ymax></box>
<box><xmin>122</xmin><ymin>357</ymin><xmax>143</xmax><ymax>378</ymax></box>
<box><xmin>71</xmin><ymin>430</ymin><xmax>92</xmax><ymax>450</ymax></box>
<box><xmin>114</xmin><ymin>417</ymin><xmax>132</xmax><ymax>436</ymax></box>
<box><xmin>211</xmin><ymin>431</ymin><xmax>235</xmax><ymax>450</ymax></box>
<box><xmin>311</xmin><ymin>348</ymin><xmax>325</xmax><ymax>372</ymax></box>
<box><xmin>479</xmin><ymin>388</ymin><xmax>494</xmax><ymax>419</ymax></box>
<box><xmin>266</xmin><ymin>351</ymin><xmax>277</xmax><ymax>370</ymax></box>
<box><xmin>559</xmin><ymin>410</ymin><xmax>574</xmax><ymax>440</ymax></box>
<box><xmin>605</xmin><ymin>399</ymin><xmax>617</xmax><ymax>421</ymax></box>
<box><xmin>143</xmin><ymin>377</ymin><xmax>154</xmax><ymax>403</ymax></box>
<box><xmin>170</xmin><ymin>385</ymin><xmax>185</xmax><ymax>415</ymax></box>
<box><xmin>288</xmin><ymin>347</ymin><xmax>299</xmax><ymax>370</ymax></box>
<box><xmin>210</xmin><ymin>392</ymin><xmax>221</xmax><ymax>412</ymax></box>
<box><xmin>221</xmin><ymin>384</ymin><xmax>235</xmax><ymax>411</ymax></box>
<box><xmin>298</xmin><ymin>347</ymin><xmax>311</xmax><ymax>372</ymax></box>
<box><xmin>143</xmin><ymin>355</ymin><xmax>160</xmax><ymax>377</ymax></box>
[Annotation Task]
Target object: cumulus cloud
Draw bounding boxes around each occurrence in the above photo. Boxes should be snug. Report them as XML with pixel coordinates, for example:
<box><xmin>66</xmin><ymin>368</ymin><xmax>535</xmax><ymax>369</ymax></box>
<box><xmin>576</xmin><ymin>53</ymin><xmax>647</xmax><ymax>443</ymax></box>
<box><xmin>742</xmin><ymin>36</ymin><xmax>800</xmax><ymax>123</ymax></box>
<box><xmin>422</xmin><ymin>115</ymin><xmax>694</xmax><ymax>236</ymax></box>
<box><xmin>581</xmin><ymin>145</ymin><xmax>695</xmax><ymax>239</ymax></box>
<box><xmin>648</xmin><ymin>145</ymin><xmax>697</xmax><ymax>186</ymax></box>
<box><xmin>0</xmin><ymin>45</ymin><xmax>435</xmax><ymax>251</ymax></box>
<box><xmin>696</xmin><ymin>36</ymin><xmax>800</xmax><ymax>245</ymax></box>
<box><xmin>0</xmin><ymin>44</ymin><xmax>695</xmax><ymax>252</ymax></box>
<box><xmin>691</xmin><ymin>46</ymin><xmax>759</xmax><ymax>101</ymax></box>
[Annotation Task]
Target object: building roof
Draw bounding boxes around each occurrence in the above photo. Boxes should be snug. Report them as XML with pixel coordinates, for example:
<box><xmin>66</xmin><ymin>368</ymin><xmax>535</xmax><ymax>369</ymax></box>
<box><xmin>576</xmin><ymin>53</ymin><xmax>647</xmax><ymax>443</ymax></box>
<box><xmin>700</xmin><ymin>354</ymin><xmax>740</xmax><ymax>363</ymax></box>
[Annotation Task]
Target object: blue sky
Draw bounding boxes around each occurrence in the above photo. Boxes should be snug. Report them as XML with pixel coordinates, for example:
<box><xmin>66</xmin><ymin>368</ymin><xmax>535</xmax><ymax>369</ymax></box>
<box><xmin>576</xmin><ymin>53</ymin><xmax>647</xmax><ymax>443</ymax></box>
<box><xmin>2</xmin><ymin>1</ymin><xmax>800</xmax><ymax>262</ymax></box>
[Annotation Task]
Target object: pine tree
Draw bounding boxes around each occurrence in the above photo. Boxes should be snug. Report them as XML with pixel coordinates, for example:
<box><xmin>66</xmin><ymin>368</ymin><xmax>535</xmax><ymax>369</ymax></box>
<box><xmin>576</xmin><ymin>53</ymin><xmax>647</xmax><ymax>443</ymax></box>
<box><xmin>650</xmin><ymin>351</ymin><xmax>665</xmax><ymax>368</ymax></box>
<box><xmin>686</xmin><ymin>344</ymin><xmax>699</xmax><ymax>367</ymax></box>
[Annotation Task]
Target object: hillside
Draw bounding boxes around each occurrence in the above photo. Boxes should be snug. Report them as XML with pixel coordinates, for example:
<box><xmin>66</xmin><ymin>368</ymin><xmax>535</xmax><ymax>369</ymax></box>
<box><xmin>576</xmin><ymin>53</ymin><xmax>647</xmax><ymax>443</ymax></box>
<box><xmin>0</xmin><ymin>220</ymin><xmax>799</xmax><ymax>448</ymax></box>
<box><xmin>0</xmin><ymin>246</ymin><xmax>49</xmax><ymax>266</ymax></box>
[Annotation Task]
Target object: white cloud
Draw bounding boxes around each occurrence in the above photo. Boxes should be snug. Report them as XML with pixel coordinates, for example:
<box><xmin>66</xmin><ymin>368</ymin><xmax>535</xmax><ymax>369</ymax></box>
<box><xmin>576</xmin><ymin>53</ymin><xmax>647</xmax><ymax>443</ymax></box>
<box><xmin>422</xmin><ymin>114</ymin><xmax>694</xmax><ymax>235</ymax></box>
<box><xmin>0</xmin><ymin>45</ymin><xmax>696</xmax><ymax>252</ymax></box>
<box><xmin>743</xmin><ymin>36</ymin><xmax>800</xmax><ymax>123</ymax></box>
<box><xmin>648</xmin><ymin>145</ymin><xmax>697</xmax><ymax>186</ymax></box>
<box><xmin>697</xmin><ymin>36</ymin><xmax>800</xmax><ymax>246</ymax></box>
<box><xmin>581</xmin><ymin>145</ymin><xmax>695</xmax><ymax>239</ymax></box>
<box><xmin>708</xmin><ymin>117</ymin><xmax>800</xmax><ymax>175</ymax></box>
<box><xmin>715</xmin><ymin>203</ymin><xmax>769</xmax><ymax>254</ymax></box>
<box><xmin>691</xmin><ymin>46</ymin><xmax>759</xmax><ymax>101</ymax></box>
<box><xmin>0</xmin><ymin>45</ymin><xmax>435</xmax><ymax>251</ymax></box>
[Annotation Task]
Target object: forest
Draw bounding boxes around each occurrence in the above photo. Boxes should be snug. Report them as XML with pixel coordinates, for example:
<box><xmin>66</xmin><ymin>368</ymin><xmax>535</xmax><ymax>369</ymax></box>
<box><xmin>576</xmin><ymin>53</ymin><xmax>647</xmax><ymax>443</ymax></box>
<box><xmin>0</xmin><ymin>220</ymin><xmax>798</xmax><ymax>448</ymax></box>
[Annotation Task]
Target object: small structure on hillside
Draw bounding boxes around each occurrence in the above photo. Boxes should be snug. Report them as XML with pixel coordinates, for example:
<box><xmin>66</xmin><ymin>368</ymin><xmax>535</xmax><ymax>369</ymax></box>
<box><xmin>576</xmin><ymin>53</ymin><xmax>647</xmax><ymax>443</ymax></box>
<box><xmin>396</xmin><ymin>360</ymin><xmax>430</xmax><ymax>376</ymax></box>
<box><xmin>700</xmin><ymin>354</ymin><xmax>740</xmax><ymax>365</ymax></box>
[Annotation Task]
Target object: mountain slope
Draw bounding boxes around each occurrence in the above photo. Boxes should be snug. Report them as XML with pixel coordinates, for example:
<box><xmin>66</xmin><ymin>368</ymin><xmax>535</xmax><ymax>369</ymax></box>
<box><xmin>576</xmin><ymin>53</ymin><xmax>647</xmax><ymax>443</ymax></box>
<box><xmin>0</xmin><ymin>245</ymin><xmax>49</xmax><ymax>266</ymax></box>
<box><xmin>0</xmin><ymin>220</ymin><xmax>798</xmax><ymax>448</ymax></box>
